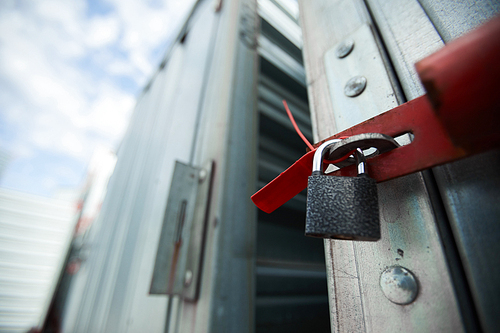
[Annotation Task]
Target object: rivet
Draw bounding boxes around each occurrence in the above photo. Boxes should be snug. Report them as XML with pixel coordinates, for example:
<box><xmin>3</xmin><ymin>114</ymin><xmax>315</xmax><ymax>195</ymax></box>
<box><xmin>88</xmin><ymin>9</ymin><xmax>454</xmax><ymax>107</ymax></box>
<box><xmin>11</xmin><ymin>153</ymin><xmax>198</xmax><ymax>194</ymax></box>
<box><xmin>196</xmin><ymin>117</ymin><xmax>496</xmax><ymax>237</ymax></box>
<box><xmin>199</xmin><ymin>169</ymin><xmax>207</xmax><ymax>182</ymax></box>
<box><xmin>336</xmin><ymin>39</ymin><xmax>355</xmax><ymax>58</ymax></box>
<box><xmin>344</xmin><ymin>76</ymin><xmax>367</xmax><ymax>97</ymax></box>
<box><xmin>184</xmin><ymin>270</ymin><xmax>193</xmax><ymax>287</ymax></box>
<box><xmin>380</xmin><ymin>266</ymin><xmax>418</xmax><ymax>305</ymax></box>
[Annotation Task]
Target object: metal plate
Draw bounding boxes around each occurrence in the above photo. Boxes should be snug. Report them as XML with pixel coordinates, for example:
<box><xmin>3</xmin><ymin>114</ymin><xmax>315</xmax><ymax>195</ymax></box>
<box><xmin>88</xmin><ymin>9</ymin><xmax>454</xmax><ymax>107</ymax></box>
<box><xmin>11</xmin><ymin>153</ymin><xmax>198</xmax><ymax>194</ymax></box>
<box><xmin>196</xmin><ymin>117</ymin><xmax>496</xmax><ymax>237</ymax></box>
<box><xmin>324</xmin><ymin>24</ymin><xmax>399</xmax><ymax>132</ymax></box>
<box><xmin>183</xmin><ymin>160</ymin><xmax>213</xmax><ymax>301</ymax></box>
<box><xmin>150</xmin><ymin>160</ymin><xmax>213</xmax><ymax>301</ymax></box>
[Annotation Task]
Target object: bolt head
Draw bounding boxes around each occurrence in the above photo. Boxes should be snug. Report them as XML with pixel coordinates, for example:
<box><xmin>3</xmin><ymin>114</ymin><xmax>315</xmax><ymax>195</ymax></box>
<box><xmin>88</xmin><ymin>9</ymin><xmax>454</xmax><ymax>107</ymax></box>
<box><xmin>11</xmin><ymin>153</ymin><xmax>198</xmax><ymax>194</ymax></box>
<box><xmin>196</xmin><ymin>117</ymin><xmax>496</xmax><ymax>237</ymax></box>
<box><xmin>336</xmin><ymin>39</ymin><xmax>355</xmax><ymax>58</ymax></box>
<box><xmin>184</xmin><ymin>270</ymin><xmax>193</xmax><ymax>287</ymax></box>
<box><xmin>380</xmin><ymin>266</ymin><xmax>418</xmax><ymax>305</ymax></box>
<box><xmin>344</xmin><ymin>76</ymin><xmax>367</xmax><ymax>97</ymax></box>
<box><xmin>199</xmin><ymin>169</ymin><xmax>207</xmax><ymax>182</ymax></box>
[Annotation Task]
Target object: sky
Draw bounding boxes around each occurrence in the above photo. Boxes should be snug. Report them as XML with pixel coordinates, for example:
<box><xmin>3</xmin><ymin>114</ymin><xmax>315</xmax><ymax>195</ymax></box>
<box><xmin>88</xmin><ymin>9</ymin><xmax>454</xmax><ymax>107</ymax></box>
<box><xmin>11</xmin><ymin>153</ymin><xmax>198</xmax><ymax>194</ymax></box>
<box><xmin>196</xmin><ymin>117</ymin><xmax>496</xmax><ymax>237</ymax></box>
<box><xmin>0</xmin><ymin>0</ymin><xmax>196</xmax><ymax>198</ymax></box>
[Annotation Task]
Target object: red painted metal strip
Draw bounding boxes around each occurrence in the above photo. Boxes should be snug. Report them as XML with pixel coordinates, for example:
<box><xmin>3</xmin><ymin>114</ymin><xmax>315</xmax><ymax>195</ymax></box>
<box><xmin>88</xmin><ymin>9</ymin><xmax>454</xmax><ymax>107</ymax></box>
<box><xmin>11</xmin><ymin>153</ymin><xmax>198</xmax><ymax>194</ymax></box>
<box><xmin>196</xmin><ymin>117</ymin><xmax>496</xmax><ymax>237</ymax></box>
<box><xmin>251</xmin><ymin>15</ymin><xmax>500</xmax><ymax>214</ymax></box>
<box><xmin>320</xmin><ymin>96</ymin><xmax>466</xmax><ymax>180</ymax></box>
<box><xmin>416</xmin><ymin>14</ymin><xmax>500</xmax><ymax>154</ymax></box>
<box><xmin>251</xmin><ymin>150</ymin><xmax>315</xmax><ymax>213</ymax></box>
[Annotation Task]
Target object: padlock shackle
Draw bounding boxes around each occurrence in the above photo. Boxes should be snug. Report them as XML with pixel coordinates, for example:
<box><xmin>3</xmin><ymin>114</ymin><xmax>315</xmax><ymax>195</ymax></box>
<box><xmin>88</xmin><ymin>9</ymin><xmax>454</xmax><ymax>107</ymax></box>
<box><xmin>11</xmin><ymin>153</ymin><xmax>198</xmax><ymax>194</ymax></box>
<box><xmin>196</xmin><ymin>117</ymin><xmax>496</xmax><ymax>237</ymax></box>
<box><xmin>355</xmin><ymin>148</ymin><xmax>367</xmax><ymax>176</ymax></box>
<box><xmin>313</xmin><ymin>141</ymin><xmax>368</xmax><ymax>176</ymax></box>
<box><xmin>312</xmin><ymin>139</ymin><xmax>342</xmax><ymax>174</ymax></box>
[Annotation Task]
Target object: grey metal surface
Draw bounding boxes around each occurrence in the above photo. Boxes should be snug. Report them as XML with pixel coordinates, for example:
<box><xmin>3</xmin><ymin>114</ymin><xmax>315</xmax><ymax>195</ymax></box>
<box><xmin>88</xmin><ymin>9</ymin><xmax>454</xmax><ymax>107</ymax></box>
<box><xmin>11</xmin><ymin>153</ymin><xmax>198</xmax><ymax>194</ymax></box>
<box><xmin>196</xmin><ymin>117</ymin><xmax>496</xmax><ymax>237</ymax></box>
<box><xmin>418</xmin><ymin>0</ymin><xmax>500</xmax><ymax>42</ymax></box>
<box><xmin>258</xmin><ymin>35</ymin><xmax>306</xmax><ymax>85</ymax></box>
<box><xmin>273</xmin><ymin>0</ymin><xmax>299</xmax><ymax>21</ymax></box>
<box><xmin>323</xmin><ymin>133</ymin><xmax>400</xmax><ymax>168</ymax></box>
<box><xmin>150</xmin><ymin>161</ymin><xmax>212</xmax><ymax>301</ymax></box>
<box><xmin>433</xmin><ymin>151</ymin><xmax>500</xmax><ymax>332</ymax></box>
<box><xmin>257</xmin><ymin>0</ymin><xmax>302</xmax><ymax>48</ymax></box>
<box><xmin>367</xmin><ymin>0</ymin><xmax>500</xmax><ymax>331</ymax></box>
<box><xmin>58</xmin><ymin>0</ymin><xmax>327</xmax><ymax>332</ymax></box>
<box><xmin>299</xmin><ymin>0</ymin><xmax>464</xmax><ymax>331</ymax></box>
<box><xmin>365</xmin><ymin>0</ymin><xmax>443</xmax><ymax>99</ymax></box>
<box><xmin>60</xmin><ymin>1</ymin><xmax>221</xmax><ymax>332</ymax></box>
<box><xmin>164</xmin><ymin>1</ymin><xmax>259</xmax><ymax>332</ymax></box>
<box><xmin>183</xmin><ymin>161</ymin><xmax>213</xmax><ymax>301</ymax></box>
<box><xmin>0</xmin><ymin>189</ymin><xmax>75</xmax><ymax>332</ymax></box>
<box><xmin>417</xmin><ymin>2</ymin><xmax>500</xmax><ymax>332</ymax></box>
<box><xmin>150</xmin><ymin>162</ymin><xmax>198</xmax><ymax>295</ymax></box>
<box><xmin>257</xmin><ymin>76</ymin><xmax>309</xmax><ymax>130</ymax></box>
<box><xmin>256</xmin><ymin>74</ymin><xmax>330</xmax><ymax>329</ymax></box>
<box><xmin>380</xmin><ymin>266</ymin><xmax>418</xmax><ymax>305</ymax></box>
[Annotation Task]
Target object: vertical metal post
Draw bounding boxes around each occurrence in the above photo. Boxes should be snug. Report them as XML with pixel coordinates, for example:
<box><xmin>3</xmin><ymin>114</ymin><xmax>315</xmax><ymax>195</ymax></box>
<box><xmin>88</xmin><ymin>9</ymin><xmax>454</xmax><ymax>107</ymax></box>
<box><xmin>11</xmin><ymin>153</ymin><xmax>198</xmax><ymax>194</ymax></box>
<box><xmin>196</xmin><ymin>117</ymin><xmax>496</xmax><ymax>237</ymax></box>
<box><xmin>298</xmin><ymin>0</ymin><xmax>464</xmax><ymax>331</ymax></box>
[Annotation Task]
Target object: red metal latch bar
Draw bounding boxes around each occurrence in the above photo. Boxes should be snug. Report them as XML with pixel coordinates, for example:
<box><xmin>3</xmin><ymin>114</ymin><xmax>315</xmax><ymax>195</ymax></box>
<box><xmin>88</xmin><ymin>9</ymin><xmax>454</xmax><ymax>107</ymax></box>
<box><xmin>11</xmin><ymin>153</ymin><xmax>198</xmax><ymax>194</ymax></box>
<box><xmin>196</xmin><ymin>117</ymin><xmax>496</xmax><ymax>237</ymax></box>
<box><xmin>252</xmin><ymin>15</ymin><xmax>500</xmax><ymax>214</ymax></box>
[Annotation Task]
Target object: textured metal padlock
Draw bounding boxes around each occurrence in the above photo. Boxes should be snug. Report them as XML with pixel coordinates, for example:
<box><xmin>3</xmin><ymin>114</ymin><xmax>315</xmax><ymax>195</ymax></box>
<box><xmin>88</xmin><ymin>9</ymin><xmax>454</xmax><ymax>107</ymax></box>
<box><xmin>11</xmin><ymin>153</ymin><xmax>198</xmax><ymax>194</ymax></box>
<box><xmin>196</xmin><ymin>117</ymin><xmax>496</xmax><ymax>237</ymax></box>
<box><xmin>305</xmin><ymin>139</ymin><xmax>380</xmax><ymax>241</ymax></box>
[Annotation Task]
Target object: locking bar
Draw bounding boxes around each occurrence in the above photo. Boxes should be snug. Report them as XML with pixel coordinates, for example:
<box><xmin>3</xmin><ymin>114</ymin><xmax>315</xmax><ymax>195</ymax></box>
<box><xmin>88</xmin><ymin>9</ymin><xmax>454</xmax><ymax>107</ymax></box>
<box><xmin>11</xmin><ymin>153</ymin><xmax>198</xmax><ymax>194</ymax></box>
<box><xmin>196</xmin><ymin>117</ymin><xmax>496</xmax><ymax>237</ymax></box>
<box><xmin>251</xmin><ymin>15</ymin><xmax>500</xmax><ymax>214</ymax></box>
<box><xmin>321</xmin><ymin>15</ymin><xmax>500</xmax><ymax>180</ymax></box>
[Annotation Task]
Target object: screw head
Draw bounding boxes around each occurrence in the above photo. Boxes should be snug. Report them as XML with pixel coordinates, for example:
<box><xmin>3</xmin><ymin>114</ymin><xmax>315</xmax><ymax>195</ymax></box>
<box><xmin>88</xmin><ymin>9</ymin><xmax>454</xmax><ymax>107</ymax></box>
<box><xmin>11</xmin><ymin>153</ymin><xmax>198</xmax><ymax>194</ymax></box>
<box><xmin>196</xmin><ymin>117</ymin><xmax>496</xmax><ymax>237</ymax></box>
<box><xmin>336</xmin><ymin>39</ymin><xmax>355</xmax><ymax>58</ymax></box>
<box><xmin>199</xmin><ymin>169</ymin><xmax>207</xmax><ymax>182</ymax></box>
<box><xmin>380</xmin><ymin>266</ymin><xmax>418</xmax><ymax>305</ymax></box>
<box><xmin>344</xmin><ymin>76</ymin><xmax>367</xmax><ymax>97</ymax></box>
<box><xmin>184</xmin><ymin>270</ymin><xmax>193</xmax><ymax>287</ymax></box>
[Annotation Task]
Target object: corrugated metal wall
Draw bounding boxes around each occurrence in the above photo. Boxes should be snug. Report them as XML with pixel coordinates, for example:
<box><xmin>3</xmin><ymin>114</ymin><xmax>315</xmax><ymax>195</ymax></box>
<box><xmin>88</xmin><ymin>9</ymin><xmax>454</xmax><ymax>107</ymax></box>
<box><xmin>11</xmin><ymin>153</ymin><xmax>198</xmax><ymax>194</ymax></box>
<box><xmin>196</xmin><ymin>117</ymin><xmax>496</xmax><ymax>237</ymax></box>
<box><xmin>61</xmin><ymin>1</ymin><xmax>219</xmax><ymax>331</ymax></box>
<box><xmin>60</xmin><ymin>1</ymin><xmax>331</xmax><ymax>332</ymax></box>
<box><xmin>0</xmin><ymin>189</ymin><xmax>75</xmax><ymax>332</ymax></box>
<box><xmin>255</xmin><ymin>1</ymin><xmax>329</xmax><ymax>331</ymax></box>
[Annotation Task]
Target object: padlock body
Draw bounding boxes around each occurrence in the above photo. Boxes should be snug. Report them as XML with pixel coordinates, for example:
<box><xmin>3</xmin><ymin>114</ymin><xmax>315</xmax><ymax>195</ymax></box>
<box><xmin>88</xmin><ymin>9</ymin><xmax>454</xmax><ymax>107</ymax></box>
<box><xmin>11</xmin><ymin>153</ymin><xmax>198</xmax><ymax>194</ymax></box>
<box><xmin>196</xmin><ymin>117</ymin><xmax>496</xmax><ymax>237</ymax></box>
<box><xmin>305</xmin><ymin>174</ymin><xmax>380</xmax><ymax>241</ymax></box>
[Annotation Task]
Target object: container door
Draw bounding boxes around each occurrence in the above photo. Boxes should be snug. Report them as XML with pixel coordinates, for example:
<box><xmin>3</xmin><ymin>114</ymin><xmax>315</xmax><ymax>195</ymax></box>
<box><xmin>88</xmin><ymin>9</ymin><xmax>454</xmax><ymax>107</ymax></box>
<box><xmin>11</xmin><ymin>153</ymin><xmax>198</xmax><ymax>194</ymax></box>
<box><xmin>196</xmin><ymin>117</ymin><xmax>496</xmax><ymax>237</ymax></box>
<box><xmin>298</xmin><ymin>1</ymin><xmax>500</xmax><ymax>332</ymax></box>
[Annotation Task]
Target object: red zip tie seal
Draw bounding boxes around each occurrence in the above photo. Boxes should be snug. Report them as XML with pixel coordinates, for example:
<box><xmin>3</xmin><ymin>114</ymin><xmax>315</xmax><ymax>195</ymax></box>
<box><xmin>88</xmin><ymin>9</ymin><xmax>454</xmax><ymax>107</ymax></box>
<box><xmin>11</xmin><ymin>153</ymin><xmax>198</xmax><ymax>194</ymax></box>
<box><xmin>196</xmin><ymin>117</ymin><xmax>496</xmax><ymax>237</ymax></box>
<box><xmin>251</xmin><ymin>101</ymin><xmax>352</xmax><ymax>213</ymax></box>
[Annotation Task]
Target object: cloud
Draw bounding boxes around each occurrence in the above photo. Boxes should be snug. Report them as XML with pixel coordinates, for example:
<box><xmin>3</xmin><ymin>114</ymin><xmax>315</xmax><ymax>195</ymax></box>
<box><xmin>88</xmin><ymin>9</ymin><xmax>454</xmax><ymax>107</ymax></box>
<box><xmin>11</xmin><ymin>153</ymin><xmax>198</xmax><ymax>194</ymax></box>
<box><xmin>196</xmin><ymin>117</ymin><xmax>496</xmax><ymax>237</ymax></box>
<box><xmin>85</xmin><ymin>84</ymin><xmax>136</xmax><ymax>140</ymax></box>
<box><xmin>0</xmin><ymin>0</ymin><xmax>196</xmax><ymax>196</ymax></box>
<box><xmin>86</xmin><ymin>15</ymin><xmax>121</xmax><ymax>48</ymax></box>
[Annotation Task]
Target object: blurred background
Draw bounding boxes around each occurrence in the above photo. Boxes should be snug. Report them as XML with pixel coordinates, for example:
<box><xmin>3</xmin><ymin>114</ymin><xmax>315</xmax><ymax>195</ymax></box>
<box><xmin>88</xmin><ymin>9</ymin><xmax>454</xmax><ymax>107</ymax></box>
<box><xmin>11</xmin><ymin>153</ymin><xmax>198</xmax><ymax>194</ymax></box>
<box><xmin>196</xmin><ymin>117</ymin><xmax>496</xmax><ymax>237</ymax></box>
<box><xmin>0</xmin><ymin>1</ymin><xmax>330</xmax><ymax>333</ymax></box>
<box><xmin>0</xmin><ymin>1</ymin><xmax>197</xmax><ymax>331</ymax></box>
<box><xmin>0</xmin><ymin>0</ymin><xmax>195</xmax><ymax>197</ymax></box>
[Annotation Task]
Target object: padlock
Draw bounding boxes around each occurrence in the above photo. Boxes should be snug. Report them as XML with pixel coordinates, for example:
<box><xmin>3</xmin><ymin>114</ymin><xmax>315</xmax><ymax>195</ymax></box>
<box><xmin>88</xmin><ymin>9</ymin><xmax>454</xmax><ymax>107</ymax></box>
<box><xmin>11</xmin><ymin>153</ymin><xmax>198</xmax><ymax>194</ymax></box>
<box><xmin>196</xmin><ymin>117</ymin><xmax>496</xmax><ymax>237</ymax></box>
<box><xmin>305</xmin><ymin>139</ymin><xmax>380</xmax><ymax>241</ymax></box>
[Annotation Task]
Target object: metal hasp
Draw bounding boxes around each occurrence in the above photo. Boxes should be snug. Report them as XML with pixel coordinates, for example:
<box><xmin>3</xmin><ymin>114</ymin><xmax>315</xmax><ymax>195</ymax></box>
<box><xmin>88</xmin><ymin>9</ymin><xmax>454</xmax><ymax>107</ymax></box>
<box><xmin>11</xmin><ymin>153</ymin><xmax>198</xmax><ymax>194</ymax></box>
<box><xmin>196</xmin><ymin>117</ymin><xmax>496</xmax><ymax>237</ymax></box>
<box><xmin>150</xmin><ymin>160</ymin><xmax>213</xmax><ymax>301</ymax></box>
<box><xmin>323</xmin><ymin>133</ymin><xmax>399</xmax><ymax>168</ymax></box>
<box><xmin>251</xmin><ymin>133</ymin><xmax>399</xmax><ymax>214</ymax></box>
<box><xmin>316</xmin><ymin>16</ymin><xmax>500</xmax><ymax>181</ymax></box>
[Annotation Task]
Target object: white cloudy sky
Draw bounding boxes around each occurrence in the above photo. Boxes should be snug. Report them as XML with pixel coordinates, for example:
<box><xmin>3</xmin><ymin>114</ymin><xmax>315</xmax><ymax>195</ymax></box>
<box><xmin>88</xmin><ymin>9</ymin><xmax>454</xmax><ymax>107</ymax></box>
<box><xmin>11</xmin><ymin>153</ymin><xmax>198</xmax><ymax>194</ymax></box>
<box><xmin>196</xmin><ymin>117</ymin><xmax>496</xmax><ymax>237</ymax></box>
<box><xmin>0</xmin><ymin>0</ymin><xmax>196</xmax><ymax>197</ymax></box>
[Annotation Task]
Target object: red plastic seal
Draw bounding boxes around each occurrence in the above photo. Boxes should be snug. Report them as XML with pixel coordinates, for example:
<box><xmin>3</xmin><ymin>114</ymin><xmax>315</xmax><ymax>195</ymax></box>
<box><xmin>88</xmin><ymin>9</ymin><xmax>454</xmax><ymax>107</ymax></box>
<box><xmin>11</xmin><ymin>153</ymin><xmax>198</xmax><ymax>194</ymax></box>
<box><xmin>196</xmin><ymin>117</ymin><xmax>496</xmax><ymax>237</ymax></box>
<box><xmin>251</xmin><ymin>150</ymin><xmax>315</xmax><ymax>213</ymax></box>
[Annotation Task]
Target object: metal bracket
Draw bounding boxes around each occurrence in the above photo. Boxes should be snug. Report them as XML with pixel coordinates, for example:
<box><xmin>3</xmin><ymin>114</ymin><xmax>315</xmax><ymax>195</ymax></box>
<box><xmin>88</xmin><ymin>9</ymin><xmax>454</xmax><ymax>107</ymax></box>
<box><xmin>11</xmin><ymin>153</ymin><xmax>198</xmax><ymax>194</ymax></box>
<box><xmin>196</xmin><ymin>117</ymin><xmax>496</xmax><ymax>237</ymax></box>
<box><xmin>150</xmin><ymin>160</ymin><xmax>213</xmax><ymax>301</ymax></box>
<box><xmin>324</xmin><ymin>24</ymin><xmax>399</xmax><ymax>132</ymax></box>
